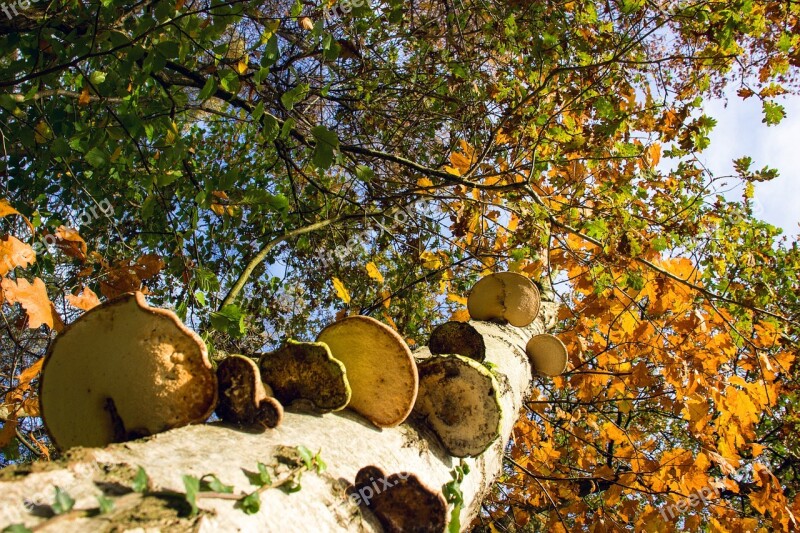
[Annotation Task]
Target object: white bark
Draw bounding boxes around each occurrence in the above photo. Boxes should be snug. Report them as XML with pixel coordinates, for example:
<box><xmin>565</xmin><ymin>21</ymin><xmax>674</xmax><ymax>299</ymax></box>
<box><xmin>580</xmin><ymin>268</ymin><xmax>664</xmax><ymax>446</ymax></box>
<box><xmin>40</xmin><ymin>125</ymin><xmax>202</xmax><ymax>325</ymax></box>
<box><xmin>0</xmin><ymin>304</ymin><xmax>557</xmax><ymax>532</ymax></box>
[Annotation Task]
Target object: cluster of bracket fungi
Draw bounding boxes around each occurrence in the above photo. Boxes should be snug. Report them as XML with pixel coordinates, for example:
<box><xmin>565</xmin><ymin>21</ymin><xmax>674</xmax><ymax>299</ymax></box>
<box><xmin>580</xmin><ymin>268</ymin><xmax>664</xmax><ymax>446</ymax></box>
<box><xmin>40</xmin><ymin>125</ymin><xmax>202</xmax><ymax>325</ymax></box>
<box><xmin>38</xmin><ymin>272</ymin><xmax>569</xmax><ymax>532</ymax></box>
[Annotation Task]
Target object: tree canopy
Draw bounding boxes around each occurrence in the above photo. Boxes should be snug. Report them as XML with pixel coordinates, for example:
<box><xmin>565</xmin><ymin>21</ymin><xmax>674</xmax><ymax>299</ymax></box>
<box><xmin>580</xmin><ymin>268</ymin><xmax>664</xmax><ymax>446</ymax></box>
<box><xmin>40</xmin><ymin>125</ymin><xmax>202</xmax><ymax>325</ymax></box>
<box><xmin>2</xmin><ymin>0</ymin><xmax>800</xmax><ymax>529</ymax></box>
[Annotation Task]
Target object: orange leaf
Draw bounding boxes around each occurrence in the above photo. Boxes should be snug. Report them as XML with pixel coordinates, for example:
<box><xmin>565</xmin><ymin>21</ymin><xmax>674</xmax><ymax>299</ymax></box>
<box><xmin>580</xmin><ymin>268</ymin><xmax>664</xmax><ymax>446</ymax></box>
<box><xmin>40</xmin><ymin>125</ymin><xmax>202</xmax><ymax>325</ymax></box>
<box><xmin>0</xmin><ymin>199</ymin><xmax>34</xmax><ymax>233</ymax></box>
<box><xmin>79</xmin><ymin>87</ymin><xmax>91</xmax><ymax>105</ymax></box>
<box><xmin>0</xmin><ymin>235</ymin><xmax>36</xmax><ymax>276</ymax></box>
<box><xmin>1</xmin><ymin>277</ymin><xmax>63</xmax><ymax>331</ymax></box>
<box><xmin>66</xmin><ymin>286</ymin><xmax>101</xmax><ymax>311</ymax></box>
<box><xmin>53</xmin><ymin>226</ymin><xmax>87</xmax><ymax>261</ymax></box>
<box><xmin>450</xmin><ymin>309</ymin><xmax>471</xmax><ymax>322</ymax></box>
<box><xmin>0</xmin><ymin>415</ymin><xmax>18</xmax><ymax>448</ymax></box>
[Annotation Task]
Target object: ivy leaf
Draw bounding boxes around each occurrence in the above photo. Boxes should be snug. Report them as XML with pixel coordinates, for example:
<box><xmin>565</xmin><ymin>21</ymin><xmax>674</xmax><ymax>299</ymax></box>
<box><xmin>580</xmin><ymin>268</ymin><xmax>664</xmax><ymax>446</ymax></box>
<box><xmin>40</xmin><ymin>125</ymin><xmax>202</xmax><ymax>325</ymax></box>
<box><xmin>296</xmin><ymin>445</ymin><xmax>314</xmax><ymax>469</ymax></box>
<box><xmin>132</xmin><ymin>467</ymin><xmax>150</xmax><ymax>493</ymax></box>
<box><xmin>182</xmin><ymin>475</ymin><xmax>200</xmax><ymax>516</ymax></box>
<box><xmin>236</xmin><ymin>491</ymin><xmax>261</xmax><ymax>514</ymax></box>
<box><xmin>96</xmin><ymin>494</ymin><xmax>115</xmax><ymax>514</ymax></box>
<box><xmin>200</xmin><ymin>474</ymin><xmax>234</xmax><ymax>494</ymax></box>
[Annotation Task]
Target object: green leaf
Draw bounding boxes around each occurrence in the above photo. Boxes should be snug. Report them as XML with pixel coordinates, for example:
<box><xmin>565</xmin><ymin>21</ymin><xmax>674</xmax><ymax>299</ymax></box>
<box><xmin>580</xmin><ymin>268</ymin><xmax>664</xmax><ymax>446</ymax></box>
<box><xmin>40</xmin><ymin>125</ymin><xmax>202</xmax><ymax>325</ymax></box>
<box><xmin>199</xmin><ymin>77</ymin><xmax>217</xmax><ymax>101</ymax></box>
<box><xmin>182</xmin><ymin>475</ymin><xmax>200</xmax><ymax>516</ymax></box>
<box><xmin>218</xmin><ymin>69</ymin><xmax>239</xmax><ymax>93</ymax></box>
<box><xmin>85</xmin><ymin>147</ymin><xmax>108</xmax><ymax>168</ymax></box>
<box><xmin>89</xmin><ymin>71</ymin><xmax>107</xmax><ymax>86</ymax></box>
<box><xmin>280</xmin><ymin>83</ymin><xmax>309</xmax><ymax>111</ymax></box>
<box><xmin>296</xmin><ymin>445</ymin><xmax>314</xmax><ymax>469</ymax></box>
<box><xmin>2</xmin><ymin>525</ymin><xmax>32</xmax><ymax>533</ymax></box>
<box><xmin>96</xmin><ymin>494</ymin><xmax>115</xmax><ymax>514</ymax></box>
<box><xmin>762</xmin><ymin>101</ymin><xmax>786</xmax><ymax>126</ymax></box>
<box><xmin>266</xmin><ymin>194</ymin><xmax>289</xmax><ymax>212</ymax></box>
<box><xmin>311</xmin><ymin>125</ymin><xmax>339</xmax><ymax>170</ymax></box>
<box><xmin>280</xmin><ymin>117</ymin><xmax>295</xmax><ymax>140</ymax></box>
<box><xmin>200</xmin><ymin>474</ymin><xmax>234</xmax><ymax>494</ymax></box>
<box><xmin>262</xmin><ymin>114</ymin><xmax>280</xmax><ymax>142</ymax></box>
<box><xmin>210</xmin><ymin>304</ymin><xmax>246</xmax><ymax>338</ymax></box>
<box><xmin>355</xmin><ymin>165</ymin><xmax>374</xmax><ymax>182</ymax></box>
<box><xmin>252</xmin><ymin>102</ymin><xmax>265</xmax><ymax>122</ymax></box>
<box><xmin>257</xmin><ymin>462</ymin><xmax>272</xmax><ymax>486</ymax></box>
<box><xmin>236</xmin><ymin>491</ymin><xmax>261</xmax><ymax>514</ymax></box>
<box><xmin>52</xmin><ymin>486</ymin><xmax>75</xmax><ymax>515</ymax></box>
<box><xmin>132</xmin><ymin>467</ymin><xmax>150</xmax><ymax>493</ymax></box>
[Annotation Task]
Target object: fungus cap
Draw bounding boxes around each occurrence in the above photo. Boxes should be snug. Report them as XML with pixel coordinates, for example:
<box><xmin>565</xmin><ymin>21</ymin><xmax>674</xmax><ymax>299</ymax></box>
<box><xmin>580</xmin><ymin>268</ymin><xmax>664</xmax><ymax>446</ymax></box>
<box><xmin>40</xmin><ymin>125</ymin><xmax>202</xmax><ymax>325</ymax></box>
<box><xmin>526</xmin><ymin>334</ymin><xmax>569</xmax><ymax>376</ymax></box>
<box><xmin>40</xmin><ymin>292</ymin><xmax>217</xmax><ymax>450</ymax></box>
<box><xmin>467</xmin><ymin>272</ymin><xmax>540</xmax><ymax>327</ymax></box>
<box><xmin>259</xmin><ymin>339</ymin><xmax>351</xmax><ymax>412</ymax></box>
<box><xmin>316</xmin><ymin>316</ymin><xmax>417</xmax><ymax>428</ymax></box>
<box><xmin>351</xmin><ymin>466</ymin><xmax>447</xmax><ymax>533</ymax></box>
<box><xmin>428</xmin><ymin>321</ymin><xmax>485</xmax><ymax>362</ymax></box>
<box><xmin>216</xmin><ymin>354</ymin><xmax>283</xmax><ymax>429</ymax></box>
<box><xmin>413</xmin><ymin>354</ymin><xmax>502</xmax><ymax>457</ymax></box>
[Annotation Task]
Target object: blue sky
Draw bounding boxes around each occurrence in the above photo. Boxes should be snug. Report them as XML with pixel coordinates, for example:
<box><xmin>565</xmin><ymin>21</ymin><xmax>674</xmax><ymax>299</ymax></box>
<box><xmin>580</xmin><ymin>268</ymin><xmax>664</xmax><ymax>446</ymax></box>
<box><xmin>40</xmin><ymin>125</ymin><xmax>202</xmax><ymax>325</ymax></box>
<box><xmin>700</xmin><ymin>90</ymin><xmax>800</xmax><ymax>237</ymax></box>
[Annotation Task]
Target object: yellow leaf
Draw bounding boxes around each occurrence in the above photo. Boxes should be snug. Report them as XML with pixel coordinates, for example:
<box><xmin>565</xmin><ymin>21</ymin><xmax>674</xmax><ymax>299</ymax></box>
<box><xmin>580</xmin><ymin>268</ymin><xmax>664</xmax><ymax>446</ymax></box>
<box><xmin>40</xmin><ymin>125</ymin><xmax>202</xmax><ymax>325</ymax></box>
<box><xmin>648</xmin><ymin>143</ymin><xmax>661</xmax><ymax>167</ymax></box>
<box><xmin>1</xmin><ymin>277</ymin><xmax>63</xmax><ymax>331</ymax></box>
<box><xmin>450</xmin><ymin>152</ymin><xmax>472</xmax><ymax>173</ymax></box>
<box><xmin>380</xmin><ymin>289</ymin><xmax>391</xmax><ymax>309</ymax></box>
<box><xmin>444</xmin><ymin>165</ymin><xmax>462</xmax><ymax>176</ymax></box>
<box><xmin>366</xmin><ymin>262</ymin><xmax>384</xmax><ymax>283</ymax></box>
<box><xmin>0</xmin><ymin>199</ymin><xmax>33</xmax><ymax>233</ymax></box>
<box><xmin>0</xmin><ymin>236</ymin><xmax>36</xmax><ymax>276</ymax></box>
<box><xmin>66</xmin><ymin>286</ymin><xmax>101</xmax><ymax>311</ymax></box>
<box><xmin>210</xmin><ymin>204</ymin><xmax>226</xmax><ymax>215</ymax></box>
<box><xmin>420</xmin><ymin>250</ymin><xmax>442</xmax><ymax>269</ymax></box>
<box><xmin>299</xmin><ymin>16</ymin><xmax>314</xmax><ymax>30</ymax></box>
<box><xmin>79</xmin><ymin>87</ymin><xmax>91</xmax><ymax>105</ymax></box>
<box><xmin>417</xmin><ymin>177</ymin><xmax>434</xmax><ymax>188</ymax></box>
<box><xmin>235</xmin><ymin>59</ymin><xmax>248</xmax><ymax>75</ymax></box>
<box><xmin>332</xmin><ymin>277</ymin><xmax>351</xmax><ymax>304</ymax></box>
<box><xmin>447</xmin><ymin>293</ymin><xmax>467</xmax><ymax>305</ymax></box>
<box><xmin>450</xmin><ymin>309</ymin><xmax>470</xmax><ymax>322</ymax></box>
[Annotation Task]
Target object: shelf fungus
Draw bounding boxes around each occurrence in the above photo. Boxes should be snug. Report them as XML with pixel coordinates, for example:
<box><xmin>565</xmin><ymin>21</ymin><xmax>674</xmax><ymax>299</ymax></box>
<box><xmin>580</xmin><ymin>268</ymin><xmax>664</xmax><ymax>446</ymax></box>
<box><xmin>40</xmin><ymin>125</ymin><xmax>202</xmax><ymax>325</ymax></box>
<box><xmin>467</xmin><ymin>272</ymin><xmax>540</xmax><ymax>327</ymax></box>
<box><xmin>317</xmin><ymin>315</ymin><xmax>418</xmax><ymax>428</ymax></box>
<box><xmin>413</xmin><ymin>354</ymin><xmax>502</xmax><ymax>457</ymax></box>
<box><xmin>526</xmin><ymin>334</ymin><xmax>569</xmax><ymax>377</ymax></box>
<box><xmin>216</xmin><ymin>354</ymin><xmax>283</xmax><ymax>429</ymax></box>
<box><xmin>349</xmin><ymin>466</ymin><xmax>447</xmax><ymax>533</ymax></box>
<box><xmin>39</xmin><ymin>292</ymin><xmax>217</xmax><ymax>450</ymax></box>
<box><xmin>259</xmin><ymin>339</ymin><xmax>351</xmax><ymax>412</ymax></box>
<box><xmin>428</xmin><ymin>321</ymin><xmax>486</xmax><ymax>362</ymax></box>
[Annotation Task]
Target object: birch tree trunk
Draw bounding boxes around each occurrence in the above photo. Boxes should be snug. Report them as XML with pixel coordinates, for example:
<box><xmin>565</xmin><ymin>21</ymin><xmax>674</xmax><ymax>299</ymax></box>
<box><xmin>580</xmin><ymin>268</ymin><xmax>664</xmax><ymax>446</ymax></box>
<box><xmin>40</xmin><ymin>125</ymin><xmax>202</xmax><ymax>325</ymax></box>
<box><xmin>0</xmin><ymin>303</ymin><xmax>557</xmax><ymax>532</ymax></box>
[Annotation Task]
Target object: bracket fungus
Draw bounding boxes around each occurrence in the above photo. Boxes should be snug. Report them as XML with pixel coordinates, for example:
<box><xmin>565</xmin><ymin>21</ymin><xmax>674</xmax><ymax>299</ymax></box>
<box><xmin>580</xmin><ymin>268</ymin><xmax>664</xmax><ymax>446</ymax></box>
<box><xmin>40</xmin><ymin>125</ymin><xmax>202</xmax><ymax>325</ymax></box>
<box><xmin>428</xmin><ymin>321</ymin><xmax>486</xmax><ymax>362</ymax></box>
<box><xmin>350</xmin><ymin>466</ymin><xmax>447</xmax><ymax>533</ymax></box>
<box><xmin>413</xmin><ymin>354</ymin><xmax>502</xmax><ymax>457</ymax></box>
<box><xmin>467</xmin><ymin>272</ymin><xmax>540</xmax><ymax>327</ymax></box>
<box><xmin>39</xmin><ymin>292</ymin><xmax>217</xmax><ymax>450</ymax></box>
<box><xmin>216</xmin><ymin>354</ymin><xmax>283</xmax><ymax>429</ymax></box>
<box><xmin>316</xmin><ymin>315</ymin><xmax>418</xmax><ymax>428</ymax></box>
<box><xmin>259</xmin><ymin>339</ymin><xmax>351</xmax><ymax>412</ymax></box>
<box><xmin>526</xmin><ymin>334</ymin><xmax>569</xmax><ymax>376</ymax></box>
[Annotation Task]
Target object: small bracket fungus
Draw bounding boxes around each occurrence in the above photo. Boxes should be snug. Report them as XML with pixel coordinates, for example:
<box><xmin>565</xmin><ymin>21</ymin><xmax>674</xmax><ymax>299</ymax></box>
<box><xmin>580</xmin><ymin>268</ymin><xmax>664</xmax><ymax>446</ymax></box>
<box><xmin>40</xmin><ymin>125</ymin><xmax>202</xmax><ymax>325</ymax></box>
<box><xmin>349</xmin><ymin>466</ymin><xmax>447</xmax><ymax>533</ymax></box>
<box><xmin>413</xmin><ymin>354</ymin><xmax>502</xmax><ymax>457</ymax></box>
<box><xmin>429</xmin><ymin>321</ymin><xmax>486</xmax><ymax>362</ymax></box>
<box><xmin>259</xmin><ymin>339</ymin><xmax>351</xmax><ymax>412</ymax></box>
<box><xmin>467</xmin><ymin>272</ymin><xmax>541</xmax><ymax>327</ymax></box>
<box><xmin>526</xmin><ymin>334</ymin><xmax>569</xmax><ymax>376</ymax></box>
<box><xmin>216</xmin><ymin>354</ymin><xmax>283</xmax><ymax>429</ymax></box>
<box><xmin>40</xmin><ymin>292</ymin><xmax>217</xmax><ymax>450</ymax></box>
<box><xmin>316</xmin><ymin>315</ymin><xmax>418</xmax><ymax>428</ymax></box>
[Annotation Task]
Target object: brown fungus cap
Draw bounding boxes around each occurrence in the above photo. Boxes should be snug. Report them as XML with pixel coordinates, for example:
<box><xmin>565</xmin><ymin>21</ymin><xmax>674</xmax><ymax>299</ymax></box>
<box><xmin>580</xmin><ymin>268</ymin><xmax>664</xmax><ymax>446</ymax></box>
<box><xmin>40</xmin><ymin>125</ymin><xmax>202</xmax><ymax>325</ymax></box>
<box><xmin>526</xmin><ymin>334</ymin><xmax>569</xmax><ymax>377</ymax></box>
<box><xmin>316</xmin><ymin>315</ymin><xmax>417</xmax><ymax>428</ymax></box>
<box><xmin>259</xmin><ymin>339</ymin><xmax>351</xmax><ymax>412</ymax></box>
<box><xmin>350</xmin><ymin>466</ymin><xmax>447</xmax><ymax>533</ymax></box>
<box><xmin>428</xmin><ymin>321</ymin><xmax>486</xmax><ymax>362</ymax></box>
<box><xmin>413</xmin><ymin>354</ymin><xmax>502</xmax><ymax>457</ymax></box>
<box><xmin>216</xmin><ymin>354</ymin><xmax>283</xmax><ymax>429</ymax></box>
<box><xmin>467</xmin><ymin>272</ymin><xmax>540</xmax><ymax>327</ymax></box>
<box><xmin>40</xmin><ymin>292</ymin><xmax>217</xmax><ymax>450</ymax></box>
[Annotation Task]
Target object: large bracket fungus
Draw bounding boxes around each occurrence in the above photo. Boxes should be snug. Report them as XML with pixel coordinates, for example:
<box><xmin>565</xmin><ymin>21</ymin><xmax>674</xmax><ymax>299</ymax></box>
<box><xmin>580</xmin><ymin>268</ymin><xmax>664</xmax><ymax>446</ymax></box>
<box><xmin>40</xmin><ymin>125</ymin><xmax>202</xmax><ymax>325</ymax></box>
<box><xmin>39</xmin><ymin>292</ymin><xmax>217</xmax><ymax>450</ymax></box>
<box><xmin>412</xmin><ymin>354</ymin><xmax>503</xmax><ymax>457</ymax></box>
<box><xmin>467</xmin><ymin>272</ymin><xmax>541</xmax><ymax>327</ymax></box>
<box><xmin>428</xmin><ymin>321</ymin><xmax>486</xmax><ymax>362</ymax></box>
<box><xmin>259</xmin><ymin>339</ymin><xmax>351</xmax><ymax>412</ymax></box>
<box><xmin>526</xmin><ymin>333</ymin><xmax>569</xmax><ymax>377</ymax></box>
<box><xmin>216</xmin><ymin>354</ymin><xmax>284</xmax><ymax>429</ymax></box>
<box><xmin>350</xmin><ymin>465</ymin><xmax>447</xmax><ymax>533</ymax></box>
<box><xmin>316</xmin><ymin>315</ymin><xmax>418</xmax><ymax>428</ymax></box>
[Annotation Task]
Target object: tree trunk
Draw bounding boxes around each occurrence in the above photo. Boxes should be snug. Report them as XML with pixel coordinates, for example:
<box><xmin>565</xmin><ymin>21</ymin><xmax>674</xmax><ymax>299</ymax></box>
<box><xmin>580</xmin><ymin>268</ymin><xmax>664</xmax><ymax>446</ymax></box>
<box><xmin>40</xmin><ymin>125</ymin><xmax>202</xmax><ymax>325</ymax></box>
<box><xmin>0</xmin><ymin>304</ymin><xmax>556</xmax><ymax>532</ymax></box>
